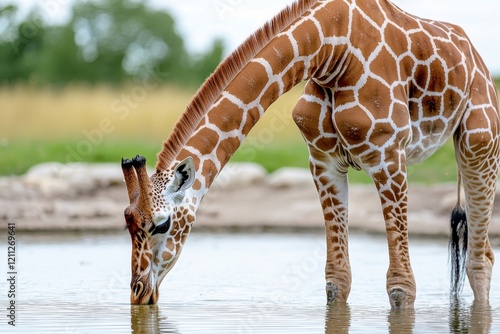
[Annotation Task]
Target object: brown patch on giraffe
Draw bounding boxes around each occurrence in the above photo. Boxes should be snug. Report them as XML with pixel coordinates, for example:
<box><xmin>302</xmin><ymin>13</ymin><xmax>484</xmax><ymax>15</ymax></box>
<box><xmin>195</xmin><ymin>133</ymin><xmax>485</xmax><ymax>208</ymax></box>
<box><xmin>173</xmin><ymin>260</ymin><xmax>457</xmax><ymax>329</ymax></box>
<box><xmin>202</xmin><ymin>159</ymin><xmax>218</xmax><ymax>185</ymax></box>
<box><xmin>292</xmin><ymin>19</ymin><xmax>322</xmax><ymax>57</ymax></box>
<box><xmin>192</xmin><ymin>179</ymin><xmax>202</xmax><ymax>192</ymax></box>
<box><xmin>178</xmin><ymin>148</ymin><xmax>201</xmax><ymax>167</ymax></box>
<box><xmin>334</xmin><ymin>107</ymin><xmax>372</xmax><ymax>146</ymax></box>
<box><xmin>370</xmin><ymin>46</ymin><xmax>399</xmax><ymax>80</ymax></box>
<box><xmin>442</xmin><ymin>90</ymin><xmax>463</xmax><ymax>118</ymax></box>
<box><xmin>409</xmin><ymin>32</ymin><xmax>433</xmax><ymax>62</ymax></box>
<box><xmin>351</xmin><ymin>9</ymin><xmax>382</xmax><ymax>60</ymax></box>
<box><xmin>413</xmin><ymin>64</ymin><xmax>430</xmax><ymax>91</ymax></box>
<box><xmin>369</xmin><ymin>122</ymin><xmax>395</xmax><ymax>147</ymax></box>
<box><xmin>399</xmin><ymin>55</ymin><xmax>415</xmax><ymax>79</ymax></box>
<box><xmin>333</xmin><ymin>90</ymin><xmax>355</xmax><ymax>108</ymax></box>
<box><xmin>166</xmin><ymin>239</ymin><xmax>175</xmax><ymax>253</ymax></box>
<box><xmin>321</xmin><ymin>110</ymin><xmax>335</xmax><ymax>132</ymax></box>
<box><xmin>293</xmin><ymin>99</ymin><xmax>322</xmax><ymax>140</ymax></box>
<box><xmin>258</xmin><ymin>35</ymin><xmax>294</xmax><ymax>75</ymax></box>
<box><xmin>324</xmin><ymin>212</ymin><xmax>335</xmax><ymax>222</ymax></box>
<box><xmin>360</xmin><ymin>1</ymin><xmax>386</xmax><ymax>27</ymax></box>
<box><xmin>174</xmin><ymin>231</ymin><xmax>182</xmax><ymax>243</ymax></box>
<box><xmin>489</xmin><ymin>84</ymin><xmax>499</xmax><ymax>107</ymax></box>
<box><xmin>260</xmin><ymin>82</ymin><xmax>282</xmax><ymax>107</ymax></box>
<box><xmin>384</xmin><ymin>23</ymin><xmax>409</xmax><ymax>57</ymax></box>
<box><xmin>241</xmin><ymin>107</ymin><xmax>261</xmax><ymax>137</ymax></box>
<box><xmin>318</xmin><ymin>175</ymin><xmax>332</xmax><ymax>187</ymax></box>
<box><xmin>392</xmin><ymin>108</ymin><xmax>411</xmax><ymax>129</ymax></box>
<box><xmin>316</xmin><ymin>1</ymin><xmax>349</xmax><ymax>37</ymax></box>
<box><xmin>357</xmin><ymin>77</ymin><xmax>392</xmax><ymax>118</ymax></box>
<box><xmin>140</xmin><ymin>255</ymin><xmax>150</xmax><ymax>271</ymax></box>
<box><xmin>421</xmin><ymin>95</ymin><xmax>442</xmax><ymax>116</ymax></box>
<box><xmin>466</xmin><ymin>132</ymin><xmax>494</xmax><ymax>157</ymax></box>
<box><xmin>428</xmin><ymin>59</ymin><xmax>447</xmax><ymax>93</ymax></box>
<box><xmin>229</xmin><ymin>62</ymin><xmax>269</xmax><ymax>104</ymax></box>
<box><xmin>217</xmin><ymin>137</ymin><xmax>241</xmax><ymax>164</ymax></box>
<box><xmin>316</xmin><ymin>137</ymin><xmax>338</xmax><ymax>153</ymax></box>
<box><xmin>347</xmin><ymin>143</ymin><xmax>371</xmax><ymax>157</ymax></box>
<box><xmin>338</xmin><ymin>54</ymin><xmax>365</xmax><ymax>87</ymax></box>
<box><xmin>209</xmin><ymin>99</ymin><xmax>244</xmax><ymax>132</ymax></box>
<box><xmin>284</xmin><ymin>62</ymin><xmax>307</xmax><ymax>89</ymax></box>
<box><xmin>450</xmin><ymin>66</ymin><xmax>469</xmax><ymax>93</ymax></box>
<box><xmin>192</xmin><ymin>127</ymin><xmax>220</xmax><ymax>155</ymax></box>
<box><xmin>434</xmin><ymin>39</ymin><xmax>459</xmax><ymax>69</ymax></box>
<box><xmin>162</xmin><ymin>251</ymin><xmax>173</xmax><ymax>262</ymax></box>
<box><xmin>470</xmin><ymin>76</ymin><xmax>489</xmax><ymax>105</ymax></box>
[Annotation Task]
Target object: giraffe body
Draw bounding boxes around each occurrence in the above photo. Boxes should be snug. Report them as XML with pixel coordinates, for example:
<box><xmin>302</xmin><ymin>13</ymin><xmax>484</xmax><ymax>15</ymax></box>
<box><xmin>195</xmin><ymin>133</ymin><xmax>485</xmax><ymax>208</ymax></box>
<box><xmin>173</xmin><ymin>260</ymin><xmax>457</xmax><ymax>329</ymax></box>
<box><xmin>122</xmin><ymin>0</ymin><xmax>499</xmax><ymax>308</ymax></box>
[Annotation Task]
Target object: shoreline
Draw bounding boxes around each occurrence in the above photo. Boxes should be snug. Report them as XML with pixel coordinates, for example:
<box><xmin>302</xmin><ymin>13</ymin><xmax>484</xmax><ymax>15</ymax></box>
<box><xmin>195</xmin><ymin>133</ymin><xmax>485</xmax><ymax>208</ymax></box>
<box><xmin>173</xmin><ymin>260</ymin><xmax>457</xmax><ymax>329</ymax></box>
<box><xmin>1</xmin><ymin>162</ymin><xmax>499</xmax><ymax>241</ymax></box>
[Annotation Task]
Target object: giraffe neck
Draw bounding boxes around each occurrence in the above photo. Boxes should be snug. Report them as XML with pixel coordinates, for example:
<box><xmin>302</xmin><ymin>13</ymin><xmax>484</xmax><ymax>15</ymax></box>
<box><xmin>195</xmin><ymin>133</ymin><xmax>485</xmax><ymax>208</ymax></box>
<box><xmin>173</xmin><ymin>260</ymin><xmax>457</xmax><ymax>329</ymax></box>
<box><xmin>174</xmin><ymin>1</ymin><xmax>338</xmax><ymax>194</ymax></box>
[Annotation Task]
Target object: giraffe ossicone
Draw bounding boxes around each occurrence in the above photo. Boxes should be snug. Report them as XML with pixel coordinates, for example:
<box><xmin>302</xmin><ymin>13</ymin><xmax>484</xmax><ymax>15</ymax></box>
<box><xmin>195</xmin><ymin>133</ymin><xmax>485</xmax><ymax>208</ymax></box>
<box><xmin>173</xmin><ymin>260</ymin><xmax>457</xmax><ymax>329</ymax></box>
<box><xmin>122</xmin><ymin>0</ymin><xmax>499</xmax><ymax>308</ymax></box>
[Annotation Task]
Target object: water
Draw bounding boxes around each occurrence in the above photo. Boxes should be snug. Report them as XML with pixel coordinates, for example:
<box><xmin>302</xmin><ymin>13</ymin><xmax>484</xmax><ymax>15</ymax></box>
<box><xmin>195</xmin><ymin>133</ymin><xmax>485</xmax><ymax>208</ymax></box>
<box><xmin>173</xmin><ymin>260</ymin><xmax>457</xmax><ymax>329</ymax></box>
<box><xmin>1</xmin><ymin>231</ymin><xmax>499</xmax><ymax>333</ymax></box>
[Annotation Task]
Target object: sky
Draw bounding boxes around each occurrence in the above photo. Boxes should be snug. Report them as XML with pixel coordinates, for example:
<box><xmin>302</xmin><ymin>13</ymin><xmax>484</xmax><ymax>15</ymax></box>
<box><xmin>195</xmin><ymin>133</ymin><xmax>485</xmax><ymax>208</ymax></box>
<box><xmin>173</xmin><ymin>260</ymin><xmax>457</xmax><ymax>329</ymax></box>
<box><xmin>5</xmin><ymin>0</ymin><xmax>500</xmax><ymax>75</ymax></box>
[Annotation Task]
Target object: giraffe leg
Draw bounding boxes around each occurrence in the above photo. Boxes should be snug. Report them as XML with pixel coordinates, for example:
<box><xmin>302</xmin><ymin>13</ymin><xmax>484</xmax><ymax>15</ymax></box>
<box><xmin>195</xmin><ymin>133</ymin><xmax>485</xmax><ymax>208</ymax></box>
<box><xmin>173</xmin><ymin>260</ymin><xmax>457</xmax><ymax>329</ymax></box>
<box><xmin>331</xmin><ymin>92</ymin><xmax>417</xmax><ymax>309</ymax></box>
<box><xmin>312</xmin><ymin>159</ymin><xmax>351</xmax><ymax>303</ymax></box>
<box><xmin>292</xmin><ymin>81</ymin><xmax>352</xmax><ymax>303</ymax></box>
<box><xmin>454</xmin><ymin>103</ymin><xmax>499</xmax><ymax>303</ymax></box>
<box><xmin>370</xmin><ymin>158</ymin><xmax>416</xmax><ymax>309</ymax></box>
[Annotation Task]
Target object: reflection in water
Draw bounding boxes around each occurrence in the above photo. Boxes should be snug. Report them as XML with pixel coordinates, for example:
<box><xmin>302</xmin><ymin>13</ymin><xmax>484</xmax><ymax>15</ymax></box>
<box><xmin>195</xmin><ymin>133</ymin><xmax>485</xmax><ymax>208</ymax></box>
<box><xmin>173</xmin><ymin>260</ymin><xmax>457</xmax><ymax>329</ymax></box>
<box><xmin>130</xmin><ymin>305</ymin><xmax>179</xmax><ymax>334</ymax></box>
<box><xmin>324</xmin><ymin>302</ymin><xmax>351</xmax><ymax>334</ymax></box>
<box><xmin>5</xmin><ymin>232</ymin><xmax>499</xmax><ymax>333</ymax></box>
<box><xmin>388</xmin><ymin>309</ymin><xmax>415</xmax><ymax>334</ymax></box>
<box><xmin>449</xmin><ymin>299</ymin><xmax>492</xmax><ymax>334</ymax></box>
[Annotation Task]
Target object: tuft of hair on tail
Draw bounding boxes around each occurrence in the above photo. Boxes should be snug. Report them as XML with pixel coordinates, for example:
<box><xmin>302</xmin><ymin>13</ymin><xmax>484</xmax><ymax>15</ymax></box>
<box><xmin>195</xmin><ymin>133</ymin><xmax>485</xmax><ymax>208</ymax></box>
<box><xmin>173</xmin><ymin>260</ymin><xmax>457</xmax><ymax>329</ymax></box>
<box><xmin>449</xmin><ymin>174</ymin><xmax>468</xmax><ymax>298</ymax></box>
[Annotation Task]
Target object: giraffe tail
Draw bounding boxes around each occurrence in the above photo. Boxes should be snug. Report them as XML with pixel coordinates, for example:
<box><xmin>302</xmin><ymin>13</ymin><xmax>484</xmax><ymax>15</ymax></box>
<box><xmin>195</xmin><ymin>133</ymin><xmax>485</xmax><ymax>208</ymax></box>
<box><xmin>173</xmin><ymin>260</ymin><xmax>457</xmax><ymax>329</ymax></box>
<box><xmin>449</xmin><ymin>173</ymin><xmax>467</xmax><ymax>297</ymax></box>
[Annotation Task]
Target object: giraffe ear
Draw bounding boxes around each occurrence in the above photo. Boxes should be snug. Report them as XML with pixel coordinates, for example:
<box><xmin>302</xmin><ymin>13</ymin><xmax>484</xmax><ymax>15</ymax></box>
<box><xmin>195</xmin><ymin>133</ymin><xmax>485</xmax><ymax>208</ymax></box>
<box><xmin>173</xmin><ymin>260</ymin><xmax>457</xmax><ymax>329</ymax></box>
<box><xmin>169</xmin><ymin>157</ymin><xmax>195</xmax><ymax>193</ymax></box>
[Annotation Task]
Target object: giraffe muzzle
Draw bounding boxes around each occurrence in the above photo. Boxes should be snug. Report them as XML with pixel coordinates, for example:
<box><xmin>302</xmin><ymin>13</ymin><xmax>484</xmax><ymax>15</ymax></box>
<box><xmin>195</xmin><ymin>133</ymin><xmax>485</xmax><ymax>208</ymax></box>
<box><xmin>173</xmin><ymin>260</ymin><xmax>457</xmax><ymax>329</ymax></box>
<box><xmin>130</xmin><ymin>280</ymin><xmax>158</xmax><ymax>305</ymax></box>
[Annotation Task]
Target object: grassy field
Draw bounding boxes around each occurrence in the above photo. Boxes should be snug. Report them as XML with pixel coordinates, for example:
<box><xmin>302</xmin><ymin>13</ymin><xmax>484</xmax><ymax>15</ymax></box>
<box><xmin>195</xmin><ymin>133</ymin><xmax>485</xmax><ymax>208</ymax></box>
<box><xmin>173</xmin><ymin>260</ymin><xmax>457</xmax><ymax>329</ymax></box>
<box><xmin>1</xmin><ymin>81</ymin><xmax>497</xmax><ymax>184</ymax></box>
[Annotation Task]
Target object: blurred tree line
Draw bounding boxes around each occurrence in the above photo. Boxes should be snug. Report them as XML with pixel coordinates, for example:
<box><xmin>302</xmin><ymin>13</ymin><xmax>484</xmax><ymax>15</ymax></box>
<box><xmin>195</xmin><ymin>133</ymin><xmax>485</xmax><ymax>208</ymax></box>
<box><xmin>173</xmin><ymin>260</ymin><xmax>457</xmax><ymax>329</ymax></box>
<box><xmin>0</xmin><ymin>0</ymin><xmax>224</xmax><ymax>86</ymax></box>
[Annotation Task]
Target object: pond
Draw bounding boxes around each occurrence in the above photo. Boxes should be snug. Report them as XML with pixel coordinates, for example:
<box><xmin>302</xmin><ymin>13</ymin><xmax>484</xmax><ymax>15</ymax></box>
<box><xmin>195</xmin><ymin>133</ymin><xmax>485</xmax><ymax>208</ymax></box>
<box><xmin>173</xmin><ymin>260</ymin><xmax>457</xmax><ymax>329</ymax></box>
<box><xmin>0</xmin><ymin>231</ymin><xmax>499</xmax><ymax>333</ymax></box>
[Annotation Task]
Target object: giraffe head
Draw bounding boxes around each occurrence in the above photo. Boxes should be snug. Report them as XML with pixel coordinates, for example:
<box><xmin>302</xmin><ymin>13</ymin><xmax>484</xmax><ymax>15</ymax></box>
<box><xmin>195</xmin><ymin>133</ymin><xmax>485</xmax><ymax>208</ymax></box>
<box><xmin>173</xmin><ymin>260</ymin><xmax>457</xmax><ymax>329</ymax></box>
<box><xmin>121</xmin><ymin>155</ymin><xmax>196</xmax><ymax>305</ymax></box>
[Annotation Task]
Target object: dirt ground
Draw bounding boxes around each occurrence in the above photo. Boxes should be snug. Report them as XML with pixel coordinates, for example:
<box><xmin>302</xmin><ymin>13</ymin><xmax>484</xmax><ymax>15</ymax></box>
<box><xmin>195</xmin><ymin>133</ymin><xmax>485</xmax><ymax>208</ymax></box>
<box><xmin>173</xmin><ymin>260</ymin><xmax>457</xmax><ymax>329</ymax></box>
<box><xmin>1</xmin><ymin>162</ymin><xmax>499</xmax><ymax>242</ymax></box>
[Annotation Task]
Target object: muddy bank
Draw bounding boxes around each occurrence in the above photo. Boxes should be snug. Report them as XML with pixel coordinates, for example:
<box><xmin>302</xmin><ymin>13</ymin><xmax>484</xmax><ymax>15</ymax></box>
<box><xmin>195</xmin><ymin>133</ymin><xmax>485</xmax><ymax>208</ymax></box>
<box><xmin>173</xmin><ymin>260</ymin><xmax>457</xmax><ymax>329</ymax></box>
<box><xmin>1</xmin><ymin>162</ymin><xmax>499</xmax><ymax>238</ymax></box>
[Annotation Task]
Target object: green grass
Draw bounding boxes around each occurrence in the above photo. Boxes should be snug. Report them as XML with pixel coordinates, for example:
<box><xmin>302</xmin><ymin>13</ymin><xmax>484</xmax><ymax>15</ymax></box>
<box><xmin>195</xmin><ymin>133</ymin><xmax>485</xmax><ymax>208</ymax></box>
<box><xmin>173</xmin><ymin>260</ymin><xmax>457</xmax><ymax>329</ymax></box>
<box><xmin>1</xmin><ymin>136</ymin><xmax>458</xmax><ymax>185</ymax></box>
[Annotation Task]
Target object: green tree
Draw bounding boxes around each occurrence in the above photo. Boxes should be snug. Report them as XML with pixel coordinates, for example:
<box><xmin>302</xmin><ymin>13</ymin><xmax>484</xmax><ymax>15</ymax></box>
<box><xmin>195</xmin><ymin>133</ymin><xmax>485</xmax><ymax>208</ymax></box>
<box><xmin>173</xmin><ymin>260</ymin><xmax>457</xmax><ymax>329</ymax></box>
<box><xmin>0</xmin><ymin>1</ymin><xmax>224</xmax><ymax>86</ymax></box>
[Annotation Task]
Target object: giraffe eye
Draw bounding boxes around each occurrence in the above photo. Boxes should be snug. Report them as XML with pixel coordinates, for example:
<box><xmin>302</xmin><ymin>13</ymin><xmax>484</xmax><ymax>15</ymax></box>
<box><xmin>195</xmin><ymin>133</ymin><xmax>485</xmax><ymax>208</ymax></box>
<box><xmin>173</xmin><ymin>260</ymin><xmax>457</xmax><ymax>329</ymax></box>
<box><xmin>150</xmin><ymin>217</ymin><xmax>171</xmax><ymax>235</ymax></box>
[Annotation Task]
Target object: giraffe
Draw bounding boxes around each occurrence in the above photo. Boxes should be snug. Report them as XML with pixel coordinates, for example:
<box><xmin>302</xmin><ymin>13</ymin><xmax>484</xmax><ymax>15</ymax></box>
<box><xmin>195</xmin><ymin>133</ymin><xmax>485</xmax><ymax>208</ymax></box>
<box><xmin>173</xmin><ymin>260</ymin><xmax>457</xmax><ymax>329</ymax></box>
<box><xmin>122</xmin><ymin>0</ymin><xmax>499</xmax><ymax>308</ymax></box>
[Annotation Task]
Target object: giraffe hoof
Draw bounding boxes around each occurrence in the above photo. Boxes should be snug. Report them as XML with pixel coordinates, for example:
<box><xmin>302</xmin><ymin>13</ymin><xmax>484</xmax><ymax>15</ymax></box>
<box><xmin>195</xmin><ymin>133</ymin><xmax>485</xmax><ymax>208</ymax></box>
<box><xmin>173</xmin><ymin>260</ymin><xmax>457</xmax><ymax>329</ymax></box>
<box><xmin>326</xmin><ymin>282</ymin><xmax>339</xmax><ymax>304</ymax></box>
<box><xmin>389</xmin><ymin>288</ymin><xmax>408</xmax><ymax>309</ymax></box>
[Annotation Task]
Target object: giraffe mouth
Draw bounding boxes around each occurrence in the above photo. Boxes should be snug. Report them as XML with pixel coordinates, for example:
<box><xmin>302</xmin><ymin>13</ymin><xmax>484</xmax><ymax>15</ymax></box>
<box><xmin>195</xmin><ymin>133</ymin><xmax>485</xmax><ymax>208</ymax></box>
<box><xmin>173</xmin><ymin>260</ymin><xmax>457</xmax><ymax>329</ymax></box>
<box><xmin>130</xmin><ymin>280</ymin><xmax>159</xmax><ymax>305</ymax></box>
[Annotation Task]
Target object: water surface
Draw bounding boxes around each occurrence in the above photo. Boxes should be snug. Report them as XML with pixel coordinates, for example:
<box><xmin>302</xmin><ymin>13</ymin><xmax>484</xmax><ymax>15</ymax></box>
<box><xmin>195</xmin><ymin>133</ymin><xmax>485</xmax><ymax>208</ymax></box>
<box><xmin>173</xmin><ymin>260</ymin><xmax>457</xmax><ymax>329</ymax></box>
<box><xmin>1</xmin><ymin>231</ymin><xmax>499</xmax><ymax>333</ymax></box>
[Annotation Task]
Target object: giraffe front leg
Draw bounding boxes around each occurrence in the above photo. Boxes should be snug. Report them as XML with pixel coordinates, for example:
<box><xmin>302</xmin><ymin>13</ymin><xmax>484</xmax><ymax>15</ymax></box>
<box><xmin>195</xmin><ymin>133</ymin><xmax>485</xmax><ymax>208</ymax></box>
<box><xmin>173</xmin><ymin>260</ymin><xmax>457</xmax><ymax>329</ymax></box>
<box><xmin>370</xmin><ymin>160</ymin><xmax>416</xmax><ymax>309</ymax></box>
<box><xmin>292</xmin><ymin>80</ymin><xmax>351</xmax><ymax>303</ymax></box>
<box><xmin>332</xmin><ymin>98</ymin><xmax>416</xmax><ymax>308</ymax></box>
<box><xmin>310</xmin><ymin>157</ymin><xmax>352</xmax><ymax>303</ymax></box>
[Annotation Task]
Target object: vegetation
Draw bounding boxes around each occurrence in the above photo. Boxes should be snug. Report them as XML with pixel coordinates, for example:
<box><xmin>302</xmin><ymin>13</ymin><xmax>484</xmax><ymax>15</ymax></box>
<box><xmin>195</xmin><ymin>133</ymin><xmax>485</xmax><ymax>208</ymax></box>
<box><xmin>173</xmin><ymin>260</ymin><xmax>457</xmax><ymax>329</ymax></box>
<box><xmin>0</xmin><ymin>1</ymin><xmax>223</xmax><ymax>86</ymax></box>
